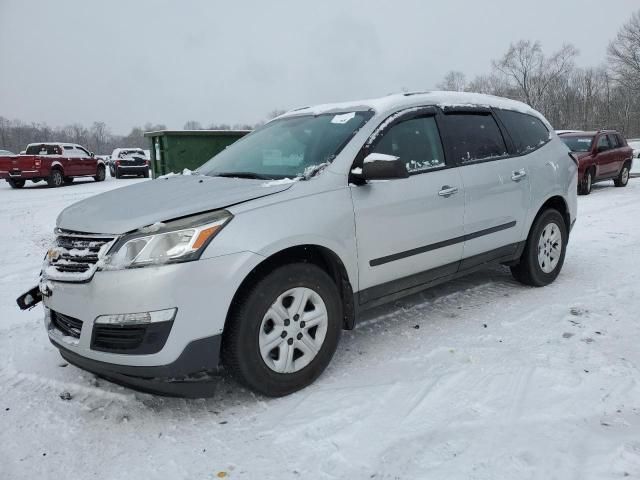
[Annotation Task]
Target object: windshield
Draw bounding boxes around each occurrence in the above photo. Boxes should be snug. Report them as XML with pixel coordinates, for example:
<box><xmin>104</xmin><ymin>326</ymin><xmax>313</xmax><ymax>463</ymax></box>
<box><xmin>198</xmin><ymin>111</ymin><xmax>373</xmax><ymax>179</ymax></box>
<box><xmin>560</xmin><ymin>135</ymin><xmax>594</xmax><ymax>152</ymax></box>
<box><xmin>120</xmin><ymin>150</ymin><xmax>145</xmax><ymax>158</ymax></box>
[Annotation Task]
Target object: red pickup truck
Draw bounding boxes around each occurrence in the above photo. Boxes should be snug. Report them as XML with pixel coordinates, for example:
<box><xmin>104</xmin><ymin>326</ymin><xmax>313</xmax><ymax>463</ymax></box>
<box><xmin>559</xmin><ymin>130</ymin><xmax>633</xmax><ymax>195</ymax></box>
<box><xmin>0</xmin><ymin>143</ymin><xmax>106</xmax><ymax>189</ymax></box>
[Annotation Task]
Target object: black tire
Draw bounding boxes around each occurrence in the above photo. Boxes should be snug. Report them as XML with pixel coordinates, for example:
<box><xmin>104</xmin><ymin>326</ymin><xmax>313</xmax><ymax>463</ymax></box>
<box><xmin>578</xmin><ymin>169</ymin><xmax>592</xmax><ymax>195</ymax></box>
<box><xmin>613</xmin><ymin>162</ymin><xmax>630</xmax><ymax>187</ymax></box>
<box><xmin>7</xmin><ymin>178</ymin><xmax>25</xmax><ymax>189</ymax></box>
<box><xmin>510</xmin><ymin>209</ymin><xmax>568</xmax><ymax>287</ymax></box>
<box><xmin>222</xmin><ymin>263</ymin><xmax>342</xmax><ymax>397</ymax></box>
<box><xmin>94</xmin><ymin>165</ymin><xmax>106</xmax><ymax>182</ymax></box>
<box><xmin>47</xmin><ymin>169</ymin><xmax>64</xmax><ymax>188</ymax></box>
<box><xmin>115</xmin><ymin>167</ymin><xmax>121</xmax><ymax>179</ymax></box>
<box><xmin>142</xmin><ymin>169</ymin><xmax>149</xmax><ymax>178</ymax></box>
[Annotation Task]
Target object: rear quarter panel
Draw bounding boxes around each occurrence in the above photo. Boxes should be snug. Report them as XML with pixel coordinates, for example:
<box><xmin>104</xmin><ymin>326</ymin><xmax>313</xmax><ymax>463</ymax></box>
<box><xmin>525</xmin><ymin>138</ymin><xmax>577</xmax><ymax>233</ymax></box>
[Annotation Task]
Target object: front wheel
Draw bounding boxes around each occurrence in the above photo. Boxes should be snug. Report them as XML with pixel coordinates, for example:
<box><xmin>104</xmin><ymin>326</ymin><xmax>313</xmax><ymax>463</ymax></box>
<box><xmin>222</xmin><ymin>263</ymin><xmax>342</xmax><ymax>397</ymax></box>
<box><xmin>578</xmin><ymin>170</ymin><xmax>592</xmax><ymax>195</ymax></box>
<box><xmin>614</xmin><ymin>163</ymin><xmax>630</xmax><ymax>187</ymax></box>
<box><xmin>7</xmin><ymin>178</ymin><xmax>25</xmax><ymax>189</ymax></box>
<box><xmin>511</xmin><ymin>209</ymin><xmax>568</xmax><ymax>287</ymax></box>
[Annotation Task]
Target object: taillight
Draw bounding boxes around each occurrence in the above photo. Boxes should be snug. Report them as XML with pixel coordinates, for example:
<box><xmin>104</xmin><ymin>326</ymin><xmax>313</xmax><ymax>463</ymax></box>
<box><xmin>145</xmin><ymin>160</ymin><xmax>149</xmax><ymax>166</ymax></box>
<box><xmin>35</xmin><ymin>159</ymin><xmax>41</xmax><ymax>167</ymax></box>
<box><xmin>116</xmin><ymin>160</ymin><xmax>121</xmax><ymax>166</ymax></box>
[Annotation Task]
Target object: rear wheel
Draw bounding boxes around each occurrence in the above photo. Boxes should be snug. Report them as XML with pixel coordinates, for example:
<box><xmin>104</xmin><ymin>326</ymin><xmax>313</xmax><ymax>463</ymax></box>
<box><xmin>142</xmin><ymin>169</ymin><xmax>149</xmax><ymax>178</ymax></box>
<box><xmin>47</xmin><ymin>169</ymin><xmax>64</xmax><ymax>188</ymax></box>
<box><xmin>222</xmin><ymin>263</ymin><xmax>342</xmax><ymax>397</ymax></box>
<box><xmin>614</xmin><ymin>163</ymin><xmax>630</xmax><ymax>187</ymax></box>
<box><xmin>94</xmin><ymin>165</ymin><xmax>106</xmax><ymax>182</ymax></box>
<box><xmin>7</xmin><ymin>178</ymin><xmax>25</xmax><ymax>189</ymax></box>
<box><xmin>511</xmin><ymin>209</ymin><xmax>567</xmax><ymax>287</ymax></box>
<box><xmin>114</xmin><ymin>167</ymin><xmax>121</xmax><ymax>179</ymax></box>
<box><xmin>578</xmin><ymin>170</ymin><xmax>592</xmax><ymax>195</ymax></box>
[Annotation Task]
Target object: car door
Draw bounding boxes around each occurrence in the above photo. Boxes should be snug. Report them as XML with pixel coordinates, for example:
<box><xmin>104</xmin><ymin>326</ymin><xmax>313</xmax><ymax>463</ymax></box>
<box><xmin>61</xmin><ymin>145</ymin><xmax>79</xmax><ymax>175</ymax></box>
<box><xmin>593</xmin><ymin>134</ymin><xmax>615</xmax><ymax>178</ymax></box>
<box><xmin>607</xmin><ymin>134</ymin><xmax>626</xmax><ymax>176</ymax></box>
<box><xmin>75</xmin><ymin>146</ymin><xmax>96</xmax><ymax>175</ymax></box>
<box><xmin>350</xmin><ymin>108</ymin><xmax>464</xmax><ymax>304</ymax></box>
<box><xmin>439</xmin><ymin>108</ymin><xmax>530</xmax><ymax>266</ymax></box>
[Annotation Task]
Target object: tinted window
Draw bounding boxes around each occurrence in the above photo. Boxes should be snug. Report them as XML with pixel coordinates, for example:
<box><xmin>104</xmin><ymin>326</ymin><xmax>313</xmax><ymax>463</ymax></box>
<box><xmin>444</xmin><ymin>113</ymin><xmax>507</xmax><ymax>163</ymax></box>
<box><xmin>597</xmin><ymin>135</ymin><xmax>610</xmax><ymax>151</ymax></box>
<box><xmin>607</xmin><ymin>134</ymin><xmax>621</xmax><ymax>148</ymax></box>
<box><xmin>25</xmin><ymin>144</ymin><xmax>62</xmax><ymax>155</ymax></box>
<box><xmin>371</xmin><ymin>116</ymin><xmax>445</xmax><ymax>172</ymax></box>
<box><xmin>560</xmin><ymin>135</ymin><xmax>593</xmax><ymax>152</ymax></box>
<box><xmin>496</xmin><ymin>110</ymin><xmax>549</xmax><ymax>154</ymax></box>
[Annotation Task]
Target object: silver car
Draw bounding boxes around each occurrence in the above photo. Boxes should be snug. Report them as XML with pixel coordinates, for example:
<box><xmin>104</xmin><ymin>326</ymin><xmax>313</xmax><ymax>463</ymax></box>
<box><xmin>25</xmin><ymin>92</ymin><xmax>578</xmax><ymax>397</ymax></box>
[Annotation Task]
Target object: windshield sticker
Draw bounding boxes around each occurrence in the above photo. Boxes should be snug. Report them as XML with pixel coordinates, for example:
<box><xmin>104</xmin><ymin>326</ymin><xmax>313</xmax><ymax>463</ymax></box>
<box><xmin>577</xmin><ymin>139</ymin><xmax>591</xmax><ymax>143</ymax></box>
<box><xmin>331</xmin><ymin>112</ymin><xmax>356</xmax><ymax>124</ymax></box>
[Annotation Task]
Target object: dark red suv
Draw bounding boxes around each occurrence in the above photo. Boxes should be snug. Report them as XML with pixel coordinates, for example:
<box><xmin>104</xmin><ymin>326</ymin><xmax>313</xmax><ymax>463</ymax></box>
<box><xmin>559</xmin><ymin>130</ymin><xmax>633</xmax><ymax>195</ymax></box>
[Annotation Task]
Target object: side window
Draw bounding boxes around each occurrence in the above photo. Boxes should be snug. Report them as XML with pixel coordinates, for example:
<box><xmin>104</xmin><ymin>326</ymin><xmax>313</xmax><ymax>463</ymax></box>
<box><xmin>443</xmin><ymin>113</ymin><xmax>507</xmax><ymax>163</ymax></box>
<box><xmin>371</xmin><ymin>116</ymin><xmax>445</xmax><ymax>173</ymax></box>
<box><xmin>607</xmin><ymin>134</ymin><xmax>620</xmax><ymax>149</ymax></box>
<box><xmin>76</xmin><ymin>146</ymin><xmax>91</xmax><ymax>157</ymax></box>
<box><xmin>63</xmin><ymin>145</ymin><xmax>74</xmax><ymax>157</ymax></box>
<box><xmin>495</xmin><ymin>110</ymin><xmax>549</xmax><ymax>154</ymax></box>
<box><xmin>596</xmin><ymin>135</ymin><xmax>610</xmax><ymax>151</ymax></box>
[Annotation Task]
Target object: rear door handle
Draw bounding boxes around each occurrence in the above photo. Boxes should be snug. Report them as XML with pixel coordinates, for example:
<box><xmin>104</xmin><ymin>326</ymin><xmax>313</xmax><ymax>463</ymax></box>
<box><xmin>438</xmin><ymin>185</ymin><xmax>459</xmax><ymax>197</ymax></box>
<box><xmin>511</xmin><ymin>169</ymin><xmax>527</xmax><ymax>181</ymax></box>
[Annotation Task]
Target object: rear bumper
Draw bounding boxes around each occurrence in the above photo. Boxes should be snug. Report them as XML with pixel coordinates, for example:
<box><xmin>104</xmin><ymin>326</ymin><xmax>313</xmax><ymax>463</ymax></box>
<box><xmin>52</xmin><ymin>335</ymin><xmax>222</xmax><ymax>397</ymax></box>
<box><xmin>0</xmin><ymin>169</ymin><xmax>43</xmax><ymax>180</ymax></box>
<box><xmin>114</xmin><ymin>165</ymin><xmax>148</xmax><ymax>175</ymax></box>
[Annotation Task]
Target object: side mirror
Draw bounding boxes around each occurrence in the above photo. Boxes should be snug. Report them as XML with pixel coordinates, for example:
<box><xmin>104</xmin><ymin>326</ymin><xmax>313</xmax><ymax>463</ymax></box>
<box><xmin>90</xmin><ymin>152</ymin><xmax>95</xmax><ymax>158</ymax></box>
<box><xmin>357</xmin><ymin>153</ymin><xmax>409</xmax><ymax>181</ymax></box>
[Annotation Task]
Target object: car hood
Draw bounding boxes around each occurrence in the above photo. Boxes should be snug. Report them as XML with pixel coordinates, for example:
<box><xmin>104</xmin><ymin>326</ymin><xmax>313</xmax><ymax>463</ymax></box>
<box><xmin>57</xmin><ymin>175</ymin><xmax>294</xmax><ymax>234</ymax></box>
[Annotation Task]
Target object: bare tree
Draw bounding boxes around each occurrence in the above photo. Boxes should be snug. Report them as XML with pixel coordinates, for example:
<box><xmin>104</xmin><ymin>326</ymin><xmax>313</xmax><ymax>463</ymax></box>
<box><xmin>183</xmin><ymin>120</ymin><xmax>203</xmax><ymax>130</ymax></box>
<box><xmin>437</xmin><ymin>71</ymin><xmax>467</xmax><ymax>91</ymax></box>
<box><xmin>492</xmin><ymin>40</ymin><xmax>578</xmax><ymax>109</ymax></box>
<box><xmin>608</xmin><ymin>10</ymin><xmax>640</xmax><ymax>92</ymax></box>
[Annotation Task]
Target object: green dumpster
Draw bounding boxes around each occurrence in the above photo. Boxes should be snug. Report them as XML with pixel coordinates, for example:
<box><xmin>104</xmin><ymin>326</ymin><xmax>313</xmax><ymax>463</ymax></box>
<box><xmin>144</xmin><ymin>130</ymin><xmax>250</xmax><ymax>178</ymax></box>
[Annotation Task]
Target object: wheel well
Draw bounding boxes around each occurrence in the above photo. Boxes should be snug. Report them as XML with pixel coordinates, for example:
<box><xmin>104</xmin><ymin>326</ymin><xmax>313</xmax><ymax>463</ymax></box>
<box><xmin>51</xmin><ymin>165</ymin><xmax>63</xmax><ymax>174</ymax></box>
<box><xmin>227</xmin><ymin>245</ymin><xmax>356</xmax><ymax>331</ymax></box>
<box><xmin>537</xmin><ymin>196</ymin><xmax>570</xmax><ymax>233</ymax></box>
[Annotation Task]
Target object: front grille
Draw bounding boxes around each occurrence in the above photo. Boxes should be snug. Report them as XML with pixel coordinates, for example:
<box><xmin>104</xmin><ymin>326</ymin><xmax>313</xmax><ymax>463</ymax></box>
<box><xmin>92</xmin><ymin>325</ymin><xmax>147</xmax><ymax>351</ymax></box>
<box><xmin>46</xmin><ymin>230</ymin><xmax>116</xmax><ymax>281</ymax></box>
<box><xmin>51</xmin><ymin>311</ymin><xmax>83</xmax><ymax>338</ymax></box>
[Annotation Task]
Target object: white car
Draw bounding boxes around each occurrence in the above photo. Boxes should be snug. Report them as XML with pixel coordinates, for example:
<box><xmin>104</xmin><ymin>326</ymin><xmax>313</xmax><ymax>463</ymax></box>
<box><xmin>628</xmin><ymin>139</ymin><xmax>640</xmax><ymax>176</ymax></box>
<box><xmin>19</xmin><ymin>91</ymin><xmax>577</xmax><ymax>397</ymax></box>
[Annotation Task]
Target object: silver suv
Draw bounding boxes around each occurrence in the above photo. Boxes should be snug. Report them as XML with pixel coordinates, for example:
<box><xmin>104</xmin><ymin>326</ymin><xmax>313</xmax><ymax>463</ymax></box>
<box><xmin>25</xmin><ymin>92</ymin><xmax>577</xmax><ymax>397</ymax></box>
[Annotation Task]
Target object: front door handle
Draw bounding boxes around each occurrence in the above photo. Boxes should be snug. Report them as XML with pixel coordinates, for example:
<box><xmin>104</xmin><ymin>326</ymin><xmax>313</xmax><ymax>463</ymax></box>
<box><xmin>511</xmin><ymin>169</ymin><xmax>527</xmax><ymax>181</ymax></box>
<box><xmin>438</xmin><ymin>185</ymin><xmax>459</xmax><ymax>197</ymax></box>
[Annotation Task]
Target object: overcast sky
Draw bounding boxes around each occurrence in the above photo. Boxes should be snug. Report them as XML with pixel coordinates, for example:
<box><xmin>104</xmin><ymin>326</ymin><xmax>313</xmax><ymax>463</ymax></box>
<box><xmin>1</xmin><ymin>0</ymin><xmax>639</xmax><ymax>134</ymax></box>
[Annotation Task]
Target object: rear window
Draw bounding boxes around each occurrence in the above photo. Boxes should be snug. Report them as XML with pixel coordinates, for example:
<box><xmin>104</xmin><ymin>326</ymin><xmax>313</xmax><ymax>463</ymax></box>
<box><xmin>495</xmin><ymin>110</ymin><xmax>549</xmax><ymax>154</ymax></box>
<box><xmin>444</xmin><ymin>113</ymin><xmax>507</xmax><ymax>163</ymax></box>
<box><xmin>608</xmin><ymin>134</ymin><xmax>622</xmax><ymax>148</ymax></box>
<box><xmin>25</xmin><ymin>144</ymin><xmax>62</xmax><ymax>155</ymax></box>
<box><xmin>560</xmin><ymin>136</ymin><xmax>594</xmax><ymax>152</ymax></box>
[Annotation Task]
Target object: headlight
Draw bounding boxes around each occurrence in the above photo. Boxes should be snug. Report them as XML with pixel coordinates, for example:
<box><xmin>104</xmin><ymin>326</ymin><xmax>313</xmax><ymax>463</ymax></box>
<box><xmin>106</xmin><ymin>210</ymin><xmax>232</xmax><ymax>269</ymax></box>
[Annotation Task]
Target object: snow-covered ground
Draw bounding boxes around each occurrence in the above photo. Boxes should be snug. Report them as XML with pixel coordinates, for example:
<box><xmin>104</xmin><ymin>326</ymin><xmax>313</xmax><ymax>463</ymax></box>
<box><xmin>1</xmin><ymin>176</ymin><xmax>640</xmax><ymax>479</ymax></box>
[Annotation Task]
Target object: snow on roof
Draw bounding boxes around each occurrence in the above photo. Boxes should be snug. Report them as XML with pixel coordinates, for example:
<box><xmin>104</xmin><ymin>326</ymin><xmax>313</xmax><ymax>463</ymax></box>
<box><xmin>279</xmin><ymin>91</ymin><xmax>546</xmax><ymax>123</ymax></box>
<box><xmin>26</xmin><ymin>142</ymin><xmax>77</xmax><ymax>147</ymax></box>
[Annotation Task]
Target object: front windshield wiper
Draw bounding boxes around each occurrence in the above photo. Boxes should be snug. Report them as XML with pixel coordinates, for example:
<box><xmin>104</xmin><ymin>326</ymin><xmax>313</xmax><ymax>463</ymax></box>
<box><xmin>212</xmin><ymin>172</ymin><xmax>274</xmax><ymax>180</ymax></box>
